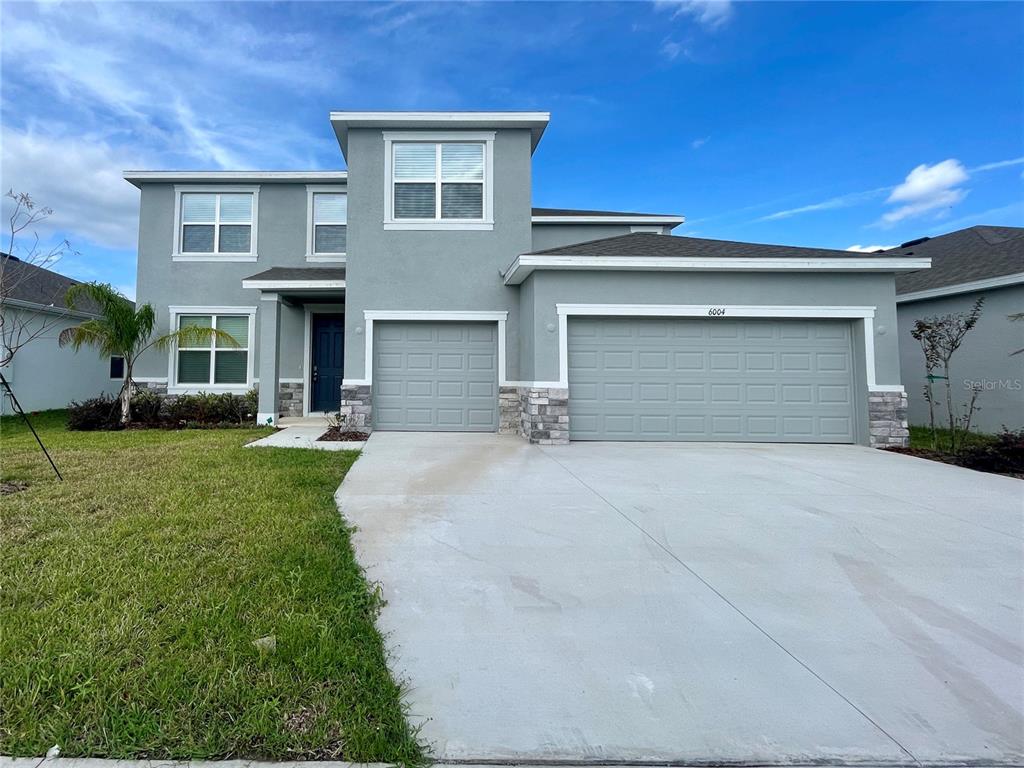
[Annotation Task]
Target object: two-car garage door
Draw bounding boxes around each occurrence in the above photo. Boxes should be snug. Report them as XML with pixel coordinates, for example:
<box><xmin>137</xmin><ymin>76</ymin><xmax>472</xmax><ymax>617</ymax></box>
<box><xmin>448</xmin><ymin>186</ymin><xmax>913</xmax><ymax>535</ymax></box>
<box><xmin>568</xmin><ymin>317</ymin><xmax>856</xmax><ymax>442</ymax></box>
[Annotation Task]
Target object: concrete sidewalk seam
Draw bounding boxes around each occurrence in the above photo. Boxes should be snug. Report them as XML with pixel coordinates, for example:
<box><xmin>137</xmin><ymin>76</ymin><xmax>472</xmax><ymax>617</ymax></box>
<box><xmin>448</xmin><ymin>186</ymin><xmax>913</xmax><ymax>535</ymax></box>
<box><xmin>538</xmin><ymin>448</ymin><xmax>922</xmax><ymax>767</ymax></box>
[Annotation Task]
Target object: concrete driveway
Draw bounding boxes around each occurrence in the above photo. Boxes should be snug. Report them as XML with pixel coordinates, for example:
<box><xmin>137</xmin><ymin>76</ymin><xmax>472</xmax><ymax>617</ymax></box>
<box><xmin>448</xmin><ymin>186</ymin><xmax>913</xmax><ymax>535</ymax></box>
<box><xmin>337</xmin><ymin>433</ymin><xmax>1023</xmax><ymax>765</ymax></box>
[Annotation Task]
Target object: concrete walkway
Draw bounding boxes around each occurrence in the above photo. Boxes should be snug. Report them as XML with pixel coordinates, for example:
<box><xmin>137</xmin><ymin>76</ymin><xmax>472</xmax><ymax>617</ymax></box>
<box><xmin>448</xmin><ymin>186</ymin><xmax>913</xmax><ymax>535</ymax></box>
<box><xmin>245</xmin><ymin>417</ymin><xmax>365</xmax><ymax>451</ymax></box>
<box><xmin>338</xmin><ymin>433</ymin><xmax>1024</xmax><ymax>765</ymax></box>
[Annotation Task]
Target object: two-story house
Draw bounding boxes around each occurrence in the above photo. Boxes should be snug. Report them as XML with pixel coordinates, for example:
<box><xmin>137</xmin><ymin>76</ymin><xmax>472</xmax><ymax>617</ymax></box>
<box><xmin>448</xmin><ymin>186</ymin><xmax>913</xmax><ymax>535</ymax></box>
<box><xmin>125</xmin><ymin>111</ymin><xmax>927</xmax><ymax>446</ymax></box>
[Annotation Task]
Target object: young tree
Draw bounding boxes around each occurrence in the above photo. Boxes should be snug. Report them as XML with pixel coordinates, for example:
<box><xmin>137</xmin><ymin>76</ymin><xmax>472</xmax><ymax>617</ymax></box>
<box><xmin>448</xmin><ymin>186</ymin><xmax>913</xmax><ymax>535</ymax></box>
<box><xmin>910</xmin><ymin>296</ymin><xmax>985</xmax><ymax>453</ymax></box>
<box><xmin>1</xmin><ymin>190</ymin><xmax>78</xmax><ymax>368</ymax></box>
<box><xmin>58</xmin><ymin>283</ymin><xmax>239</xmax><ymax>424</ymax></box>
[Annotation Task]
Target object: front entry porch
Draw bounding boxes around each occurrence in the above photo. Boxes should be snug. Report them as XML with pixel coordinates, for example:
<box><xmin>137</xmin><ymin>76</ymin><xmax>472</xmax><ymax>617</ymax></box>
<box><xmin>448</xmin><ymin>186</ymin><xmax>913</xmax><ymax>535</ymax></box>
<box><xmin>241</xmin><ymin>267</ymin><xmax>346</xmax><ymax>425</ymax></box>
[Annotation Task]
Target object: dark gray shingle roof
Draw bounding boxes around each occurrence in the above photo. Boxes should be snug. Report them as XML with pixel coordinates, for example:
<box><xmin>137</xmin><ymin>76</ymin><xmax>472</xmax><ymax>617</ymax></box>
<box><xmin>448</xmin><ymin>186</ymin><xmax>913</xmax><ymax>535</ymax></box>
<box><xmin>893</xmin><ymin>226</ymin><xmax>1024</xmax><ymax>294</ymax></box>
<box><xmin>528</xmin><ymin>233</ymin><xmax>906</xmax><ymax>260</ymax></box>
<box><xmin>532</xmin><ymin>207</ymin><xmax>682</xmax><ymax>219</ymax></box>
<box><xmin>243</xmin><ymin>267</ymin><xmax>346</xmax><ymax>282</ymax></box>
<box><xmin>0</xmin><ymin>253</ymin><xmax>105</xmax><ymax>314</ymax></box>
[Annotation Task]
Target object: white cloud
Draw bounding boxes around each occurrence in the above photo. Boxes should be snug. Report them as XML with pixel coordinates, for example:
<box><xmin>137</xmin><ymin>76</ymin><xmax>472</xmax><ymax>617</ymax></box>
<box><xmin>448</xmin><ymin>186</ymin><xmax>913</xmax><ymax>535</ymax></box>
<box><xmin>661</xmin><ymin>40</ymin><xmax>686</xmax><ymax>60</ymax></box>
<box><xmin>970</xmin><ymin>156</ymin><xmax>1024</xmax><ymax>173</ymax></box>
<box><xmin>691</xmin><ymin>136</ymin><xmax>709</xmax><ymax>149</ymax></box>
<box><xmin>878</xmin><ymin>159</ymin><xmax>968</xmax><ymax>226</ymax></box>
<box><xmin>1</xmin><ymin>129</ymin><xmax>144</xmax><ymax>251</ymax></box>
<box><xmin>756</xmin><ymin>187</ymin><xmax>890</xmax><ymax>222</ymax></box>
<box><xmin>658</xmin><ymin>1</ymin><xmax>734</xmax><ymax>29</ymax></box>
<box><xmin>846</xmin><ymin>244</ymin><xmax>896</xmax><ymax>253</ymax></box>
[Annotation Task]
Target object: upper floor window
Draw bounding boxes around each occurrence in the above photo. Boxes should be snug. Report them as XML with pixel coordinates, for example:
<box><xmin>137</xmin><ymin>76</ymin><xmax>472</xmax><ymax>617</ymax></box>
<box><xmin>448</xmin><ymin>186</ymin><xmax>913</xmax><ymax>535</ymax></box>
<box><xmin>173</xmin><ymin>187</ymin><xmax>259</xmax><ymax>261</ymax></box>
<box><xmin>306</xmin><ymin>187</ymin><xmax>347</xmax><ymax>261</ymax></box>
<box><xmin>383</xmin><ymin>133</ymin><xmax>494</xmax><ymax>230</ymax></box>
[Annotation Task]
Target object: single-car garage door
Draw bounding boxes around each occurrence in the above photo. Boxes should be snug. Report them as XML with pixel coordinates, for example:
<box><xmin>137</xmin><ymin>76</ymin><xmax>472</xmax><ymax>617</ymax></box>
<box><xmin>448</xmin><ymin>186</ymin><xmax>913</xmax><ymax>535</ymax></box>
<box><xmin>569</xmin><ymin>317</ymin><xmax>856</xmax><ymax>442</ymax></box>
<box><xmin>374</xmin><ymin>321</ymin><xmax>498</xmax><ymax>431</ymax></box>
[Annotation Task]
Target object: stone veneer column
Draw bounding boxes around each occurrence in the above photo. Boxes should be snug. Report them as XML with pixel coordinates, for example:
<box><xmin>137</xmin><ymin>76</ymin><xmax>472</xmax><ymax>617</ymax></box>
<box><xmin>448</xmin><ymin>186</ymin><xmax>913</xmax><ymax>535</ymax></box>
<box><xmin>498</xmin><ymin>386</ymin><xmax>520</xmax><ymax>434</ymax></box>
<box><xmin>339</xmin><ymin>384</ymin><xmax>373</xmax><ymax>431</ymax></box>
<box><xmin>868</xmin><ymin>390</ymin><xmax>909</xmax><ymax>448</ymax></box>
<box><xmin>518</xmin><ymin>386</ymin><xmax>569</xmax><ymax>445</ymax></box>
<box><xmin>278</xmin><ymin>382</ymin><xmax>304</xmax><ymax>418</ymax></box>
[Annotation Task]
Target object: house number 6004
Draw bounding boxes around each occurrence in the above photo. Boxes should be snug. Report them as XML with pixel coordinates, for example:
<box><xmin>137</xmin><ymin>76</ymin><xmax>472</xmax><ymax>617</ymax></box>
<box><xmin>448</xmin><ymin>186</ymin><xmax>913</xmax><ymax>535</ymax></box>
<box><xmin>707</xmin><ymin>307</ymin><xmax>726</xmax><ymax>316</ymax></box>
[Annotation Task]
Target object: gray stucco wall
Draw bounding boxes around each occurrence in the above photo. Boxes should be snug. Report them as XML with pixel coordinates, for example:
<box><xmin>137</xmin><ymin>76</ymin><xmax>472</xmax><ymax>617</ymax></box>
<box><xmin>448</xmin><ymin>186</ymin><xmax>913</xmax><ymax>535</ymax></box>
<box><xmin>531</xmin><ymin>224</ymin><xmax>670</xmax><ymax>252</ymax></box>
<box><xmin>343</xmin><ymin>126</ymin><xmax>533</xmax><ymax>382</ymax></box>
<box><xmin>0</xmin><ymin>308</ymin><xmax>119</xmax><ymax>413</ymax></box>
<box><xmin>897</xmin><ymin>285</ymin><xmax>1023</xmax><ymax>433</ymax></box>
<box><xmin>518</xmin><ymin>270</ymin><xmax>903</xmax><ymax>385</ymax></box>
<box><xmin>132</xmin><ymin>181</ymin><xmax>346</xmax><ymax>382</ymax></box>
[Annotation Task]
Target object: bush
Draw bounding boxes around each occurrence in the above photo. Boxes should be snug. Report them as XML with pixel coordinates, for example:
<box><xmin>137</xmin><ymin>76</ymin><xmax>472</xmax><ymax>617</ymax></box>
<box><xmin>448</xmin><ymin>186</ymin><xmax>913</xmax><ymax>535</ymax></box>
<box><xmin>67</xmin><ymin>395</ymin><xmax>123</xmax><ymax>431</ymax></box>
<box><xmin>957</xmin><ymin>428</ymin><xmax>1024</xmax><ymax>476</ymax></box>
<box><xmin>130</xmin><ymin>389</ymin><xmax>164</xmax><ymax>424</ymax></box>
<box><xmin>165</xmin><ymin>392</ymin><xmax>255</xmax><ymax>426</ymax></box>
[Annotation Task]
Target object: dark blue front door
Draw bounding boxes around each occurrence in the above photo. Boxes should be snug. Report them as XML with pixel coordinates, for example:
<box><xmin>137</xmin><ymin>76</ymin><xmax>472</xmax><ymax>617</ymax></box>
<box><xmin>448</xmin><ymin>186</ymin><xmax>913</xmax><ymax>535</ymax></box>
<box><xmin>312</xmin><ymin>314</ymin><xmax>344</xmax><ymax>413</ymax></box>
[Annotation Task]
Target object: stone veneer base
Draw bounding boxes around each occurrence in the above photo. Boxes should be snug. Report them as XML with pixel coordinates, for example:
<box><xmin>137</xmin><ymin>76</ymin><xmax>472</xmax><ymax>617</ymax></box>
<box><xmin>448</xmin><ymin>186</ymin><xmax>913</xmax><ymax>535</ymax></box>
<box><xmin>518</xmin><ymin>386</ymin><xmax>570</xmax><ymax>445</ymax></box>
<box><xmin>339</xmin><ymin>384</ymin><xmax>373</xmax><ymax>431</ymax></box>
<box><xmin>868</xmin><ymin>390</ymin><xmax>909</xmax><ymax>448</ymax></box>
<box><xmin>277</xmin><ymin>382</ymin><xmax>303</xmax><ymax>418</ymax></box>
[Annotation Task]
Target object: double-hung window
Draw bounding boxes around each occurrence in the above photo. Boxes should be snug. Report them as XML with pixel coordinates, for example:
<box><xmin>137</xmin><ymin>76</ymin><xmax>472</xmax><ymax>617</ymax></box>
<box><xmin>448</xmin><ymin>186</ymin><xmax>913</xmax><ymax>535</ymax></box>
<box><xmin>174</xmin><ymin>312</ymin><xmax>251</xmax><ymax>388</ymax></box>
<box><xmin>175</xmin><ymin>187</ymin><xmax>258</xmax><ymax>260</ymax></box>
<box><xmin>306</xmin><ymin>188</ymin><xmax>347</xmax><ymax>260</ymax></box>
<box><xmin>385</xmin><ymin>134</ymin><xmax>493</xmax><ymax>228</ymax></box>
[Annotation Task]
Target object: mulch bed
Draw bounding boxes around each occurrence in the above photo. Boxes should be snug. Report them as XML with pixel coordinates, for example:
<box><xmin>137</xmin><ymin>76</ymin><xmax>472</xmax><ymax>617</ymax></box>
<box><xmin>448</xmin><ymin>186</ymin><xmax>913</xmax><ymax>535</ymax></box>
<box><xmin>885</xmin><ymin>446</ymin><xmax>1023</xmax><ymax>479</ymax></box>
<box><xmin>318</xmin><ymin>427</ymin><xmax>371</xmax><ymax>442</ymax></box>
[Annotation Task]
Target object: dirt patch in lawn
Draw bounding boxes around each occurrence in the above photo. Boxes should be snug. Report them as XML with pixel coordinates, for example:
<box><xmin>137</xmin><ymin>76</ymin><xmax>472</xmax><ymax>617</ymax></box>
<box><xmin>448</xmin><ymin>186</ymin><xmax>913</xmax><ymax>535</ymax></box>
<box><xmin>1</xmin><ymin>481</ymin><xmax>28</xmax><ymax>495</ymax></box>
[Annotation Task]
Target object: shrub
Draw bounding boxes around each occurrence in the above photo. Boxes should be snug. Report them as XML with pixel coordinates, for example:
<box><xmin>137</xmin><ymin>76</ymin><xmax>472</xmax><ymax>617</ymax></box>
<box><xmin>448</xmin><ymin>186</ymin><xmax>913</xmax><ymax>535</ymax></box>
<box><xmin>67</xmin><ymin>395</ymin><xmax>123</xmax><ymax>431</ymax></box>
<box><xmin>165</xmin><ymin>392</ymin><xmax>255</xmax><ymax>426</ymax></box>
<box><xmin>957</xmin><ymin>428</ymin><xmax>1024</xmax><ymax>476</ymax></box>
<box><xmin>130</xmin><ymin>389</ymin><xmax>164</xmax><ymax>425</ymax></box>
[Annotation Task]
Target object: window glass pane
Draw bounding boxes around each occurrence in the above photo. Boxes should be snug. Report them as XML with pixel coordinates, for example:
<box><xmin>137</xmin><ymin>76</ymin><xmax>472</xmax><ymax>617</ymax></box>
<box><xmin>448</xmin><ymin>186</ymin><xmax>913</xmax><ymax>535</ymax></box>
<box><xmin>216</xmin><ymin>315</ymin><xmax>249</xmax><ymax>348</ymax></box>
<box><xmin>441</xmin><ymin>143</ymin><xmax>483</xmax><ymax>180</ymax></box>
<box><xmin>394</xmin><ymin>144</ymin><xmax>436</xmax><ymax>179</ymax></box>
<box><xmin>177</xmin><ymin>350</ymin><xmax>211</xmax><ymax>383</ymax></box>
<box><xmin>178</xmin><ymin>314</ymin><xmax>212</xmax><ymax>332</ymax></box>
<box><xmin>219</xmin><ymin>194</ymin><xmax>252</xmax><ymax>223</ymax></box>
<box><xmin>441</xmin><ymin>183</ymin><xmax>483</xmax><ymax>219</ymax></box>
<box><xmin>218</xmin><ymin>225</ymin><xmax>251</xmax><ymax>253</ymax></box>
<box><xmin>182</xmin><ymin>224</ymin><xmax>215</xmax><ymax>252</ymax></box>
<box><xmin>314</xmin><ymin>193</ymin><xmax>346</xmax><ymax>223</ymax></box>
<box><xmin>109</xmin><ymin>356</ymin><xmax>125</xmax><ymax>379</ymax></box>
<box><xmin>182</xmin><ymin>193</ymin><xmax>216</xmax><ymax>222</ymax></box>
<box><xmin>394</xmin><ymin>183</ymin><xmax>436</xmax><ymax>218</ymax></box>
<box><xmin>314</xmin><ymin>224</ymin><xmax>347</xmax><ymax>253</ymax></box>
<box><xmin>214</xmin><ymin>351</ymin><xmax>248</xmax><ymax>384</ymax></box>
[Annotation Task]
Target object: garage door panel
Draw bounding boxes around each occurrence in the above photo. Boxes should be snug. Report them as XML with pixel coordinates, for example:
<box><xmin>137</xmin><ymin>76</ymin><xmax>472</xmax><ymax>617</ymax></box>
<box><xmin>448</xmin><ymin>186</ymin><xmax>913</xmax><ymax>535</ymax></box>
<box><xmin>569</xmin><ymin>317</ymin><xmax>855</xmax><ymax>443</ymax></box>
<box><xmin>374</xmin><ymin>321</ymin><xmax>498</xmax><ymax>432</ymax></box>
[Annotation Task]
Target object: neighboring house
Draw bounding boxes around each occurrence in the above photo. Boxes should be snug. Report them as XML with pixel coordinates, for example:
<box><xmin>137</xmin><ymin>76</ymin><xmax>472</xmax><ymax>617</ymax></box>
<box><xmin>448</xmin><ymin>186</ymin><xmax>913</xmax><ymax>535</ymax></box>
<box><xmin>0</xmin><ymin>254</ymin><xmax>126</xmax><ymax>414</ymax></box>
<box><xmin>895</xmin><ymin>226</ymin><xmax>1023</xmax><ymax>433</ymax></box>
<box><xmin>124</xmin><ymin>111</ymin><xmax>927</xmax><ymax>447</ymax></box>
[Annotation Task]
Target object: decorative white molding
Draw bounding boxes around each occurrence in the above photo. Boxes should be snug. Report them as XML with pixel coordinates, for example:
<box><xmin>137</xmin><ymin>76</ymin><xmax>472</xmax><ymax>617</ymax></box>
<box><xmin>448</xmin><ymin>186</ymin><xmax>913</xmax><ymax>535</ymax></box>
<box><xmin>382</xmin><ymin>133</ymin><xmax>494</xmax><ymax>229</ymax></box>
<box><xmin>166</xmin><ymin>305</ymin><xmax>257</xmax><ymax>392</ymax></box>
<box><xmin>896</xmin><ymin>272</ymin><xmax>1024</xmax><ymax>303</ymax></box>
<box><xmin>359</xmin><ymin>310</ymin><xmax>509</xmax><ymax>386</ymax></box>
<box><xmin>124</xmin><ymin>171</ymin><xmax>346</xmax><ymax>187</ymax></box>
<box><xmin>531</xmin><ymin>216</ymin><xmax>683</xmax><ymax>225</ymax></box>
<box><xmin>242</xmin><ymin>279</ymin><xmax>346</xmax><ymax>290</ymax></box>
<box><xmin>504</xmin><ymin>255</ymin><xmax>932</xmax><ymax>284</ymax></box>
<box><xmin>305</xmin><ymin>184</ymin><xmax>347</xmax><ymax>261</ymax></box>
<box><xmin>171</xmin><ymin>185</ymin><xmax>260</xmax><ymax>261</ymax></box>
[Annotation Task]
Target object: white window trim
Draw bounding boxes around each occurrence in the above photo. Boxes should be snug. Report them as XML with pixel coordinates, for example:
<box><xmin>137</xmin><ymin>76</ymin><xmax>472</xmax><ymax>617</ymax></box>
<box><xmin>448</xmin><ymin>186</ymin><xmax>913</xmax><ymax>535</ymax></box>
<box><xmin>539</xmin><ymin>304</ymin><xmax>901</xmax><ymax>394</ymax></box>
<box><xmin>383</xmin><ymin>131</ymin><xmax>494</xmax><ymax>230</ymax></box>
<box><xmin>172</xmin><ymin>185</ymin><xmax>260</xmax><ymax>262</ymax></box>
<box><xmin>305</xmin><ymin>185</ymin><xmax>347</xmax><ymax>263</ymax></box>
<box><xmin>343</xmin><ymin>310</ymin><xmax>507</xmax><ymax>387</ymax></box>
<box><xmin>166</xmin><ymin>305</ymin><xmax>257</xmax><ymax>394</ymax></box>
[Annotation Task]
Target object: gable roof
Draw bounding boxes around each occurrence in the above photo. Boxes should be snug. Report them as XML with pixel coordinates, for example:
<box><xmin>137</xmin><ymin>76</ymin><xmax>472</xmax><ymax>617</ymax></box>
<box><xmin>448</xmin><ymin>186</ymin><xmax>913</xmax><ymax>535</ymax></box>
<box><xmin>893</xmin><ymin>226</ymin><xmax>1024</xmax><ymax>299</ymax></box>
<box><xmin>0</xmin><ymin>253</ymin><xmax>106</xmax><ymax>315</ymax></box>
<box><xmin>528</xmin><ymin>232</ymin><xmax>903</xmax><ymax>259</ymax></box>
<box><xmin>504</xmin><ymin>233</ymin><xmax>929</xmax><ymax>284</ymax></box>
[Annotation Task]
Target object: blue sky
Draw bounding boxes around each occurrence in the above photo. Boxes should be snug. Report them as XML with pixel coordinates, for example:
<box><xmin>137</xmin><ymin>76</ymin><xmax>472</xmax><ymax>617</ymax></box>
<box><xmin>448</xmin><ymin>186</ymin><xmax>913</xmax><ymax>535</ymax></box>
<box><xmin>2</xmin><ymin>1</ymin><xmax>1021</xmax><ymax>299</ymax></box>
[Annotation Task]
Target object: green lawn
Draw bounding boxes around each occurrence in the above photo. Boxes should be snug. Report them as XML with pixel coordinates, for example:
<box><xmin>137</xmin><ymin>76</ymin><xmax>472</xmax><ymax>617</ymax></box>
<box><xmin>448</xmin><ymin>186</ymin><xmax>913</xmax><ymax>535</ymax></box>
<box><xmin>908</xmin><ymin>424</ymin><xmax>997</xmax><ymax>452</ymax></box>
<box><xmin>0</xmin><ymin>411</ymin><xmax>422</xmax><ymax>763</ymax></box>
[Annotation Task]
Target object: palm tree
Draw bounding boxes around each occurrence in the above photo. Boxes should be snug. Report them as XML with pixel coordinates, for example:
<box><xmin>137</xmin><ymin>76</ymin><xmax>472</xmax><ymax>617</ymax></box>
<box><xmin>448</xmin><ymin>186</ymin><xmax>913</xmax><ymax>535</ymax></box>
<box><xmin>58</xmin><ymin>282</ymin><xmax>239</xmax><ymax>424</ymax></box>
